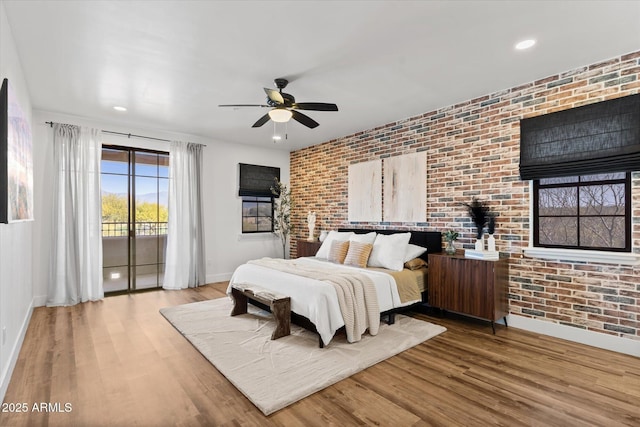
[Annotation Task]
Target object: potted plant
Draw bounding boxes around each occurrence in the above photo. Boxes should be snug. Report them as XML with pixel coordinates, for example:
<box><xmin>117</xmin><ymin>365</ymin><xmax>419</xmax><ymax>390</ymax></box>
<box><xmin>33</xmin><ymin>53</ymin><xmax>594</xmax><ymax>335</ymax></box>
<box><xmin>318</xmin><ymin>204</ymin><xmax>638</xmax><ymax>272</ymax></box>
<box><xmin>271</xmin><ymin>178</ymin><xmax>293</xmax><ymax>258</ymax></box>
<box><xmin>443</xmin><ymin>230</ymin><xmax>458</xmax><ymax>255</ymax></box>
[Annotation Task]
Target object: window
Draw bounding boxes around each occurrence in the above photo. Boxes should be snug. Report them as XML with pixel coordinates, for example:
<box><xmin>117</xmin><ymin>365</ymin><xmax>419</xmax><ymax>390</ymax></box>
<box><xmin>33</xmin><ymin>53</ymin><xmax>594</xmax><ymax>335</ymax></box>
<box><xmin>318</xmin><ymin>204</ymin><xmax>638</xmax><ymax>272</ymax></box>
<box><xmin>242</xmin><ymin>196</ymin><xmax>273</xmax><ymax>233</ymax></box>
<box><xmin>533</xmin><ymin>172</ymin><xmax>630</xmax><ymax>251</ymax></box>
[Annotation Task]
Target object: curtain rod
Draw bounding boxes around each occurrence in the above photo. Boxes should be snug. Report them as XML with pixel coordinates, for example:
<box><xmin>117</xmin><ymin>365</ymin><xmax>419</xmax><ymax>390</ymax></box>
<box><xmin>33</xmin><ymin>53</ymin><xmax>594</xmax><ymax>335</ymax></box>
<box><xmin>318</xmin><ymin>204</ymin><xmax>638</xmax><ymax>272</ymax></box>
<box><xmin>45</xmin><ymin>121</ymin><xmax>171</xmax><ymax>143</ymax></box>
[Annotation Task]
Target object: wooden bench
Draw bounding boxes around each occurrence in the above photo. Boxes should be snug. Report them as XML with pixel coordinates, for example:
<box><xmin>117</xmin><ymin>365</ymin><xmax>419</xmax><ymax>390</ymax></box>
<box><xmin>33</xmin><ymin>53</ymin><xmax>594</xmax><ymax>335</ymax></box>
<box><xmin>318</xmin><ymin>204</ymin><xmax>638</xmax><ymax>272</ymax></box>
<box><xmin>230</xmin><ymin>285</ymin><xmax>291</xmax><ymax>340</ymax></box>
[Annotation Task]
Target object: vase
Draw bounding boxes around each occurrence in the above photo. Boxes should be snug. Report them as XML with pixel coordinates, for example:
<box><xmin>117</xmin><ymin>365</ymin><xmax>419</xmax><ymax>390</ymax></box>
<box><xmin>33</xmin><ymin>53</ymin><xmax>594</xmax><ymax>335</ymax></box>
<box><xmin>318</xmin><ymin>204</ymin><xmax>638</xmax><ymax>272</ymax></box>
<box><xmin>487</xmin><ymin>234</ymin><xmax>496</xmax><ymax>252</ymax></box>
<box><xmin>445</xmin><ymin>240</ymin><xmax>456</xmax><ymax>255</ymax></box>
<box><xmin>475</xmin><ymin>235</ymin><xmax>484</xmax><ymax>251</ymax></box>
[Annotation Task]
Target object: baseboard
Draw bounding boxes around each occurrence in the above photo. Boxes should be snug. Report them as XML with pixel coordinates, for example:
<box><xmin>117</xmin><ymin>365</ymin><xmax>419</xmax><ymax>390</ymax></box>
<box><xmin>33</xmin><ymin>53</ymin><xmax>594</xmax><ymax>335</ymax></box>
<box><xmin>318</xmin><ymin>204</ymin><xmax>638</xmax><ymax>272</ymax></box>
<box><xmin>0</xmin><ymin>299</ymin><xmax>34</xmax><ymax>403</ymax></box>
<box><xmin>507</xmin><ymin>314</ymin><xmax>640</xmax><ymax>357</ymax></box>
<box><xmin>33</xmin><ymin>294</ymin><xmax>47</xmax><ymax>307</ymax></box>
<box><xmin>206</xmin><ymin>272</ymin><xmax>232</xmax><ymax>284</ymax></box>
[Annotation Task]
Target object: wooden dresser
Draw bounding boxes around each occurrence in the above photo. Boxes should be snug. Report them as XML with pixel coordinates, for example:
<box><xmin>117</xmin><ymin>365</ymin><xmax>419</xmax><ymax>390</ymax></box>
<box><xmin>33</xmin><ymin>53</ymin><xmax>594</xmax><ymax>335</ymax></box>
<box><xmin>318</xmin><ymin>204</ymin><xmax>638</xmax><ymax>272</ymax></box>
<box><xmin>427</xmin><ymin>252</ymin><xmax>508</xmax><ymax>333</ymax></box>
<box><xmin>296</xmin><ymin>239</ymin><xmax>322</xmax><ymax>258</ymax></box>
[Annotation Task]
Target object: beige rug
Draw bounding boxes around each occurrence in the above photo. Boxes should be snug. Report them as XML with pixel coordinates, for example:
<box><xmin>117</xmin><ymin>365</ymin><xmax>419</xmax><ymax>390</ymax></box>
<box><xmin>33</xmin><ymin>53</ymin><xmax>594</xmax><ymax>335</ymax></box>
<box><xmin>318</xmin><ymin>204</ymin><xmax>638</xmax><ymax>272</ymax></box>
<box><xmin>160</xmin><ymin>297</ymin><xmax>446</xmax><ymax>415</ymax></box>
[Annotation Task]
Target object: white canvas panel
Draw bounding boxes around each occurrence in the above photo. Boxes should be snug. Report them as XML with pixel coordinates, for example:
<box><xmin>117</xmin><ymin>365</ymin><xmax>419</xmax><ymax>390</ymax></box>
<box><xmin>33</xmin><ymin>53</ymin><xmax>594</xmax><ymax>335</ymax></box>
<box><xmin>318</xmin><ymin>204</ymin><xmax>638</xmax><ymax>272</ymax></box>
<box><xmin>383</xmin><ymin>152</ymin><xmax>427</xmax><ymax>222</ymax></box>
<box><xmin>348</xmin><ymin>160</ymin><xmax>382</xmax><ymax>222</ymax></box>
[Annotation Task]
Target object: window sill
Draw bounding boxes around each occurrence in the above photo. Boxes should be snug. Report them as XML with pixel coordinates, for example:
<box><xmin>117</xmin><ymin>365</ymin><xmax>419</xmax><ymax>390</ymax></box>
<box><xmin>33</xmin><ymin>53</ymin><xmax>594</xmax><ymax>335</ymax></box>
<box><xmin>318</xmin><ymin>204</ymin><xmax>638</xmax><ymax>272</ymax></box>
<box><xmin>523</xmin><ymin>247</ymin><xmax>640</xmax><ymax>266</ymax></box>
<box><xmin>237</xmin><ymin>232</ymin><xmax>277</xmax><ymax>241</ymax></box>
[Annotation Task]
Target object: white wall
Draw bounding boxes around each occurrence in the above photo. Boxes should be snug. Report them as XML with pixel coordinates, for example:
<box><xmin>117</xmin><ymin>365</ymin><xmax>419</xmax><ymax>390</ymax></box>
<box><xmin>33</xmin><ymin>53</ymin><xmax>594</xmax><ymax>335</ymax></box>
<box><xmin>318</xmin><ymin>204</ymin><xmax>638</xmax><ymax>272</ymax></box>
<box><xmin>0</xmin><ymin>0</ymin><xmax>35</xmax><ymax>401</ymax></box>
<box><xmin>30</xmin><ymin>110</ymin><xmax>290</xmax><ymax>302</ymax></box>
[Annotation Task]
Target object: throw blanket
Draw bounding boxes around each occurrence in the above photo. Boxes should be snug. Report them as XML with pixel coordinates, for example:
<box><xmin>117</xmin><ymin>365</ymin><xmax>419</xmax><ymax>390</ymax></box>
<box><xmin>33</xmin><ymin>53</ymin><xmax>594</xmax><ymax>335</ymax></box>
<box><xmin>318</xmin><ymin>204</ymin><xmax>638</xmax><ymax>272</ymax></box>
<box><xmin>248</xmin><ymin>258</ymin><xmax>380</xmax><ymax>342</ymax></box>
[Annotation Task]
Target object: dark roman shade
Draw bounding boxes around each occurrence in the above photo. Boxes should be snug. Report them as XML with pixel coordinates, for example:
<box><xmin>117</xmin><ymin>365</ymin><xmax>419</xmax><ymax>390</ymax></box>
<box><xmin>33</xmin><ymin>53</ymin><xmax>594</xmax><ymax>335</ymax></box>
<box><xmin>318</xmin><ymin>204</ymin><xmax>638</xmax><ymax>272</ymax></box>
<box><xmin>238</xmin><ymin>163</ymin><xmax>280</xmax><ymax>197</ymax></box>
<box><xmin>519</xmin><ymin>94</ymin><xmax>640</xmax><ymax>180</ymax></box>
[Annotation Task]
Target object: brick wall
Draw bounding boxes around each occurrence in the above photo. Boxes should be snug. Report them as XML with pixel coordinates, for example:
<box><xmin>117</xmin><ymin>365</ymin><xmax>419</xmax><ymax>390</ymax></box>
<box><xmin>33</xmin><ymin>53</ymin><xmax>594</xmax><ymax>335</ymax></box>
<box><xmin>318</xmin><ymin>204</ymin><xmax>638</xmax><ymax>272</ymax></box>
<box><xmin>290</xmin><ymin>50</ymin><xmax>640</xmax><ymax>341</ymax></box>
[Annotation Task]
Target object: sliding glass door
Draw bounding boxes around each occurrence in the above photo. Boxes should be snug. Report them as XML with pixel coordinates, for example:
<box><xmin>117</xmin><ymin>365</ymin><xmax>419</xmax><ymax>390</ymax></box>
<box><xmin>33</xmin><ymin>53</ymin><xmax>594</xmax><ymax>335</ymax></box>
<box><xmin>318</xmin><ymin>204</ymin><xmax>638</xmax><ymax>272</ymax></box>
<box><xmin>101</xmin><ymin>146</ymin><xmax>169</xmax><ymax>293</ymax></box>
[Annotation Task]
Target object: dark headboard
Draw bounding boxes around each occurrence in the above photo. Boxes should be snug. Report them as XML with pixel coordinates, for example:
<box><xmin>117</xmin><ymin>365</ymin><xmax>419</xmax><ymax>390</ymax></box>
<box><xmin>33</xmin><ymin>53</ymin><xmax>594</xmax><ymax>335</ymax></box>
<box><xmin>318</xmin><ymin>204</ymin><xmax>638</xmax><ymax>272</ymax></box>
<box><xmin>338</xmin><ymin>228</ymin><xmax>442</xmax><ymax>262</ymax></box>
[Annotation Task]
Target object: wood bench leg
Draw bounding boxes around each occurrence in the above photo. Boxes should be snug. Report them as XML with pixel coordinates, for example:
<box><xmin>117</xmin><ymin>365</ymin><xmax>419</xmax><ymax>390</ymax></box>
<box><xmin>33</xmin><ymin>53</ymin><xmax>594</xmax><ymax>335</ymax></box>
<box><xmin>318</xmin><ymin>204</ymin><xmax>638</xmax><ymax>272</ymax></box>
<box><xmin>230</xmin><ymin>287</ymin><xmax>248</xmax><ymax>316</ymax></box>
<box><xmin>270</xmin><ymin>298</ymin><xmax>291</xmax><ymax>340</ymax></box>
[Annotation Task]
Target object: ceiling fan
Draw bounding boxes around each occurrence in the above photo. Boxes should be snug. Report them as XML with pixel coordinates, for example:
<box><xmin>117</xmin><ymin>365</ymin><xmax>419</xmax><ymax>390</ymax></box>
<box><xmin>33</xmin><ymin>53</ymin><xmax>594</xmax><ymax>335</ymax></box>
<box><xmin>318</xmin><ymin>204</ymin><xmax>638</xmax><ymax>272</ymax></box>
<box><xmin>219</xmin><ymin>78</ymin><xmax>338</xmax><ymax>129</ymax></box>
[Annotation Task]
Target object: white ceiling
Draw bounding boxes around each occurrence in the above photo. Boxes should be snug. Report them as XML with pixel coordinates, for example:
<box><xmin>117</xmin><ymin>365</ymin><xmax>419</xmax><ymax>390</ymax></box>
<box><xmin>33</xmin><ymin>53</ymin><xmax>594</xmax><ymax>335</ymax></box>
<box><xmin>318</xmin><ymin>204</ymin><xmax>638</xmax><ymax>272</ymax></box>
<box><xmin>4</xmin><ymin>1</ymin><xmax>640</xmax><ymax>151</ymax></box>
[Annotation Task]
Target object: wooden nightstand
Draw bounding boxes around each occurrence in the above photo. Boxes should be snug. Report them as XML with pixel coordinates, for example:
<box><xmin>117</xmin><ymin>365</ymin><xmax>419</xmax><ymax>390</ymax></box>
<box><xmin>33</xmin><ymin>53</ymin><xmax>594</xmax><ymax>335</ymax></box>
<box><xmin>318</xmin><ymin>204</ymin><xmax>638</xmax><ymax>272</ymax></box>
<box><xmin>428</xmin><ymin>252</ymin><xmax>508</xmax><ymax>333</ymax></box>
<box><xmin>296</xmin><ymin>239</ymin><xmax>322</xmax><ymax>257</ymax></box>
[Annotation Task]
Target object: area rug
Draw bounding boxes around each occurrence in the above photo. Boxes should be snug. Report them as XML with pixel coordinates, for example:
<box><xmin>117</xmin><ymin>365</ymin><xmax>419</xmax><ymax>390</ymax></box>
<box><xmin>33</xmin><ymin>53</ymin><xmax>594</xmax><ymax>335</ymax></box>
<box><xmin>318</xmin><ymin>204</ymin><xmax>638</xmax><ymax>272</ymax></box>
<box><xmin>160</xmin><ymin>298</ymin><xmax>446</xmax><ymax>415</ymax></box>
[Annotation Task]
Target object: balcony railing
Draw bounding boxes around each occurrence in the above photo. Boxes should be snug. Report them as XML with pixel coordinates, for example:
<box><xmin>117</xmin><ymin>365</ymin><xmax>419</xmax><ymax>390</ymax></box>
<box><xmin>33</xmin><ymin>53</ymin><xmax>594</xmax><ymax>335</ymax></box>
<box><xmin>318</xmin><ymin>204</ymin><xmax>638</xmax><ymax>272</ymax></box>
<box><xmin>102</xmin><ymin>222</ymin><xmax>168</xmax><ymax>237</ymax></box>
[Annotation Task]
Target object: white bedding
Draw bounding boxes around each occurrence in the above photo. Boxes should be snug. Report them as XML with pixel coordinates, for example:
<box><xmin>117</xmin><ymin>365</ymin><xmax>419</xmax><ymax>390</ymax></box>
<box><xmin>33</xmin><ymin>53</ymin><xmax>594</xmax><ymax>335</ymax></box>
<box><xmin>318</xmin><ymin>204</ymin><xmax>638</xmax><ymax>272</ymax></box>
<box><xmin>227</xmin><ymin>257</ymin><xmax>418</xmax><ymax>345</ymax></box>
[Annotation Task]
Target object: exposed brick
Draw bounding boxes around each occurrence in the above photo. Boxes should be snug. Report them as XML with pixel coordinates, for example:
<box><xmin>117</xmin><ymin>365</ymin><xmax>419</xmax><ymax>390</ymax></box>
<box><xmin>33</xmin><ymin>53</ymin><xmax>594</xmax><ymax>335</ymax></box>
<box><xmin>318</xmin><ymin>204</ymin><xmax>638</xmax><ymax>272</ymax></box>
<box><xmin>290</xmin><ymin>50</ymin><xmax>640</xmax><ymax>340</ymax></box>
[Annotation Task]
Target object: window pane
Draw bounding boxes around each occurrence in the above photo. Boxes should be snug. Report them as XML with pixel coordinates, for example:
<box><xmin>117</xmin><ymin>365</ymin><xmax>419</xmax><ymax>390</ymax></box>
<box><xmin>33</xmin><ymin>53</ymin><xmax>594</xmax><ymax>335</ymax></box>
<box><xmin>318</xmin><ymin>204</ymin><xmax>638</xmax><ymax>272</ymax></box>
<box><xmin>539</xmin><ymin>217</ymin><xmax>577</xmax><ymax>246</ymax></box>
<box><xmin>581</xmin><ymin>172</ymin><xmax>625</xmax><ymax>182</ymax></box>
<box><xmin>257</xmin><ymin>203</ymin><xmax>272</xmax><ymax>217</ymax></box>
<box><xmin>580</xmin><ymin>217</ymin><xmax>626</xmax><ymax>249</ymax></box>
<box><xmin>257</xmin><ymin>217</ymin><xmax>272</xmax><ymax>232</ymax></box>
<box><xmin>579</xmin><ymin>184</ymin><xmax>625</xmax><ymax>215</ymax></box>
<box><xmin>243</xmin><ymin>217</ymin><xmax>257</xmax><ymax>232</ymax></box>
<box><xmin>134</xmin><ymin>152</ymin><xmax>159</xmax><ymax>177</ymax></box>
<box><xmin>540</xmin><ymin>176</ymin><xmax>578</xmax><ymax>185</ymax></box>
<box><xmin>102</xmin><ymin>148</ymin><xmax>129</xmax><ymax>174</ymax></box>
<box><xmin>243</xmin><ymin>201</ymin><xmax>257</xmax><ymax>216</ymax></box>
<box><xmin>538</xmin><ymin>187</ymin><xmax>577</xmax><ymax>215</ymax></box>
<box><xmin>158</xmin><ymin>154</ymin><xmax>169</xmax><ymax>178</ymax></box>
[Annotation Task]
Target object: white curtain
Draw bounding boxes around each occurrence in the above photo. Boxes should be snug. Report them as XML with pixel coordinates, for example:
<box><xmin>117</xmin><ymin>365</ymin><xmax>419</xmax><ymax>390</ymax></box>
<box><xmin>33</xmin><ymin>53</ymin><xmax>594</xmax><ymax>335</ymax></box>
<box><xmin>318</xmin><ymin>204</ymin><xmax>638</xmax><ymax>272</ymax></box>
<box><xmin>48</xmin><ymin>124</ymin><xmax>103</xmax><ymax>306</ymax></box>
<box><xmin>163</xmin><ymin>141</ymin><xmax>206</xmax><ymax>289</ymax></box>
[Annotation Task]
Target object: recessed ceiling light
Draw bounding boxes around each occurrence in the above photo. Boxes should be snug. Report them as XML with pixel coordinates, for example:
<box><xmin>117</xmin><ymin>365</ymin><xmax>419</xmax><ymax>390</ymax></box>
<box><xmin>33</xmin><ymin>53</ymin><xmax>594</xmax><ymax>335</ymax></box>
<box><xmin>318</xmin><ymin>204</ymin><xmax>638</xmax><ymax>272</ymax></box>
<box><xmin>515</xmin><ymin>39</ymin><xmax>536</xmax><ymax>50</ymax></box>
<box><xmin>113</xmin><ymin>106</ymin><xmax>127</xmax><ymax>112</ymax></box>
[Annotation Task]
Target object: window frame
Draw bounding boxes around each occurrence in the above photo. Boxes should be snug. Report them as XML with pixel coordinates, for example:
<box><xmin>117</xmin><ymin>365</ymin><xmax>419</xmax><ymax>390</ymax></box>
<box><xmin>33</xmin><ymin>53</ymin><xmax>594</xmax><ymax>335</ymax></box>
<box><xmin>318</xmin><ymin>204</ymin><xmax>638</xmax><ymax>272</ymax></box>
<box><xmin>532</xmin><ymin>172</ymin><xmax>631</xmax><ymax>253</ymax></box>
<box><xmin>241</xmin><ymin>196</ymin><xmax>274</xmax><ymax>234</ymax></box>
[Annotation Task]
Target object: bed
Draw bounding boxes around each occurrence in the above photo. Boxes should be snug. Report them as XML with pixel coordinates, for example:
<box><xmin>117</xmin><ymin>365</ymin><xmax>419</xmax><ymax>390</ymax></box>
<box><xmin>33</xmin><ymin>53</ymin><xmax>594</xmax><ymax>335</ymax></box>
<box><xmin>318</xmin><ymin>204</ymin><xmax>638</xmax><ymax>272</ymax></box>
<box><xmin>227</xmin><ymin>229</ymin><xmax>442</xmax><ymax>346</ymax></box>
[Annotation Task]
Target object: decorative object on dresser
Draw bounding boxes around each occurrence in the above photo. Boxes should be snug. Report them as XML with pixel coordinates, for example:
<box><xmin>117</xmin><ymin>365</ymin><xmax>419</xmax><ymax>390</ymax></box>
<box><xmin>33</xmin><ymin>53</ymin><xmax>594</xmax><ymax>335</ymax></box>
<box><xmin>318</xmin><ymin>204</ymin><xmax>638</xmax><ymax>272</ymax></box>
<box><xmin>296</xmin><ymin>238</ymin><xmax>322</xmax><ymax>257</ymax></box>
<box><xmin>428</xmin><ymin>252</ymin><xmax>508</xmax><ymax>334</ymax></box>
<box><xmin>443</xmin><ymin>230</ymin><xmax>459</xmax><ymax>255</ymax></box>
<box><xmin>306</xmin><ymin>211</ymin><xmax>316</xmax><ymax>241</ymax></box>
<box><xmin>462</xmin><ymin>197</ymin><xmax>490</xmax><ymax>251</ymax></box>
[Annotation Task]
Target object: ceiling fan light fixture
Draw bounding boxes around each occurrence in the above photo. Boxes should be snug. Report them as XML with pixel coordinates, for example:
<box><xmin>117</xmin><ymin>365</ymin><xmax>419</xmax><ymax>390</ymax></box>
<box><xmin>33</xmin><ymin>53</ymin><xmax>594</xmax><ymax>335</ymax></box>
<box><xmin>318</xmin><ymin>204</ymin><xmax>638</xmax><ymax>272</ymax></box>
<box><xmin>268</xmin><ymin>108</ymin><xmax>293</xmax><ymax>123</ymax></box>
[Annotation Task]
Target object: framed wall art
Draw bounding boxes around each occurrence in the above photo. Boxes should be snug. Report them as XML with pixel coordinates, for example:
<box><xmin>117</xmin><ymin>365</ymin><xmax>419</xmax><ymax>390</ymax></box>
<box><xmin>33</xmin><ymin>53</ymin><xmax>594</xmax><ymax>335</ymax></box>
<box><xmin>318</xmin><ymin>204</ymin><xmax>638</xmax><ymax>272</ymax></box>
<box><xmin>0</xmin><ymin>78</ymin><xmax>33</xmax><ymax>223</ymax></box>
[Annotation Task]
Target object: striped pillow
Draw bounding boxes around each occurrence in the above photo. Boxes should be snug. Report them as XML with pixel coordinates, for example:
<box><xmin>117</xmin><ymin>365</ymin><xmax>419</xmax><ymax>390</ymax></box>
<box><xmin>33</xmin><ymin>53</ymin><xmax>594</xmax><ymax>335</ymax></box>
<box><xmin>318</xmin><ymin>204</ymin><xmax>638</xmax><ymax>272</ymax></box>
<box><xmin>328</xmin><ymin>240</ymin><xmax>350</xmax><ymax>264</ymax></box>
<box><xmin>343</xmin><ymin>241</ymin><xmax>374</xmax><ymax>268</ymax></box>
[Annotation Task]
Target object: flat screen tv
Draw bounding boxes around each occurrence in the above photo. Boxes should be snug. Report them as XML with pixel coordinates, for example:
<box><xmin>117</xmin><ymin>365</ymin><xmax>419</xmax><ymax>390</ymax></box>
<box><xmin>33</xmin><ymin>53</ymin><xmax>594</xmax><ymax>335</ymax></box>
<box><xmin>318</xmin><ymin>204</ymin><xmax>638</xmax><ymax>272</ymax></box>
<box><xmin>0</xmin><ymin>78</ymin><xmax>33</xmax><ymax>223</ymax></box>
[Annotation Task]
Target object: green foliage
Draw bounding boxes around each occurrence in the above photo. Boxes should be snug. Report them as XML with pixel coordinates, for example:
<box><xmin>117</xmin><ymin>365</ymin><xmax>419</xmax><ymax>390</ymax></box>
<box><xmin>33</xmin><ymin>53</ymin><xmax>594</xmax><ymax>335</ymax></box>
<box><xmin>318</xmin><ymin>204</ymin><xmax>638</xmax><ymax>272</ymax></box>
<box><xmin>102</xmin><ymin>193</ymin><xmax>168</xmax><ymax>224</ymax></box>
<box><xmin>443</xmin><ymin>230</ymin><xmax>459</xmax><ymax>242</ymax></box>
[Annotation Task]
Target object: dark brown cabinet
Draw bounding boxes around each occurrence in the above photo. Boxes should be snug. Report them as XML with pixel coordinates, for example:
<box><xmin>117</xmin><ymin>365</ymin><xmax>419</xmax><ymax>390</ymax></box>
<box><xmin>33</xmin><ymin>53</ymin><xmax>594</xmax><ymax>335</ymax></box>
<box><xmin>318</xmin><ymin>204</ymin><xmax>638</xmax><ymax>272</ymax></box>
<box><xmin>296</xmin><ymin>239</ymin><xmax>322</xmax><ymax>258</ymax></box>
<box><xmin>428</xmin><ymin>252</ymin><xmax>508</xmax><ymax>332</ymax></box>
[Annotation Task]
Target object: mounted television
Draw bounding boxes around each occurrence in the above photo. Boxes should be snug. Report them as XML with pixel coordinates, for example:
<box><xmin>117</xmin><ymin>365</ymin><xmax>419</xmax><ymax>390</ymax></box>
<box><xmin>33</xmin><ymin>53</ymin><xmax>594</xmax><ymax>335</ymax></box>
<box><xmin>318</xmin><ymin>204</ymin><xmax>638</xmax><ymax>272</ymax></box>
<box><xmin>0</xmin><ymin>78</ymin><xmax>33</xmax><ymax>223</ymax></box>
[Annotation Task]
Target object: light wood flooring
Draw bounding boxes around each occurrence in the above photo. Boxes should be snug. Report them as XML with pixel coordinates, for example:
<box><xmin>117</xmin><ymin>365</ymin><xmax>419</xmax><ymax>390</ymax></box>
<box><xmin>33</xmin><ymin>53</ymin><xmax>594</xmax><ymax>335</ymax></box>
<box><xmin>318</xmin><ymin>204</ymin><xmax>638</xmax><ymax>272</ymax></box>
<box><xmin>1</xmin><ymin>282</ymin><xmax>639</xmax><ymax>426</ymax></box>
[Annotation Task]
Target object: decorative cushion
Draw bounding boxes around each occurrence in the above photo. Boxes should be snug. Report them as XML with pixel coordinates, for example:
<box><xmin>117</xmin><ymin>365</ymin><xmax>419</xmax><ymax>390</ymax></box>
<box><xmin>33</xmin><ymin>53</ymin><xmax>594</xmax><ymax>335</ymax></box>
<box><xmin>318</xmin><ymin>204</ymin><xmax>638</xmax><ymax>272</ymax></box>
<box><xmin>315</xmin><ymin>231</ymin><xmax>354</xmax><ymax>259</ymax></box>
<box><xmin>328</xmin><ymin>240</ymin><xmax>350</xmax><ymax>264</ymax></box>
<box><xmin>343</xmin><ymin>241</ymin><xmax>374</xmax><ymax>268</ymax></box>
<box><xmin>403</xmin><ymin>243</ymin><xmax>427</xmax><ymax>262</ymax></box>
<box><xmin>367</xmin><ymin>232</ymin><xmax>411</xmax><ymax>271</ymax></box>
<box><xmin>349</xmin><ymin>232</ymin><xmax>377</xmax><ymax>245</ymax></box>
<box><xmin>404</xmin><ymin>257</ymin><xmax>427</xmax><ymax>270</ymax></box>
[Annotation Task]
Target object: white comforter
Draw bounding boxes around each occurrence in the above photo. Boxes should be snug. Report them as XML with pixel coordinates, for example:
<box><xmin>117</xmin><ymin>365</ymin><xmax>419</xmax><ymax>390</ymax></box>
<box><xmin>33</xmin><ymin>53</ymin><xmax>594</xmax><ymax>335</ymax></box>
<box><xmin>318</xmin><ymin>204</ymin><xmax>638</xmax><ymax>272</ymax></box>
<box><xmin>227</xmin><ymin>257</ymin><xmax>417</xmax><ymax>345</ymax></box>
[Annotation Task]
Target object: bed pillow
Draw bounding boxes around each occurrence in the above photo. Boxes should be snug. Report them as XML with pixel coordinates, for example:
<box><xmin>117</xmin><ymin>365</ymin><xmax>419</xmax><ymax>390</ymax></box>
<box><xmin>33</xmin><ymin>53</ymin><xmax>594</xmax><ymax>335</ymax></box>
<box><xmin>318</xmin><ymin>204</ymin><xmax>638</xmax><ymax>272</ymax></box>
<box><xmin>343</xmin><ymin>241</ymin><xmax>374</xmax><ymax>268</ymax></box>
<box><xmin>367</xmin><ymin>232</ymin><xmax>411</xmax><ymax>271</ymax></box>
<box><xmin>328</xmin><ymin>240</ymin><xmax>350</xmax><ymax>264</ymax></box>
<box><xmin>349</xmin><ymin>232</ymin><xmax>377</xmax><ymax>245</ymax></box>
<box><xmin>404</xmin><ymin>257</ymin><xmax>427</xmax><ymax>270</ymax></box>
<box><xmin>315</xmin><ymin>231</ymin><xmax>354</xmax><ymax>259</ymax></box>
<box><xmin>404</xmin><ymin>243</ymin><xmax>427</xmax><ymax>262</ymax></box>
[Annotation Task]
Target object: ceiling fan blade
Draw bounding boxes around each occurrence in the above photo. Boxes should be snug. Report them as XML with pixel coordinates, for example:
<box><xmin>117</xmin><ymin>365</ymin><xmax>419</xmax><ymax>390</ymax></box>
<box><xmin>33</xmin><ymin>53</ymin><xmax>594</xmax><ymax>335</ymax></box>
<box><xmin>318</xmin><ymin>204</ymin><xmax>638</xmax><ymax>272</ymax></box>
<box><xmin>292</xmin><ymin>102</ymin><xmax>338</xmax><ymax>112</ymax></box>
<box><xmin>291</xmin><ymin>110</ymin><xmax>319</xmax><ymax>128</ymax></box>
<box><xmin>264</xmin><ymin>88</ymin><xmax>284</xmax><ymax>105</ymax></box>
<box><xmin>251</xmin><ymin>113</ymin><xmax>271</xmax><ymax>128</ymax></box>
<box><xmin>219</xmin><ymin>104</ymin><xmax>270</xmax><ymax>108</ymax></box>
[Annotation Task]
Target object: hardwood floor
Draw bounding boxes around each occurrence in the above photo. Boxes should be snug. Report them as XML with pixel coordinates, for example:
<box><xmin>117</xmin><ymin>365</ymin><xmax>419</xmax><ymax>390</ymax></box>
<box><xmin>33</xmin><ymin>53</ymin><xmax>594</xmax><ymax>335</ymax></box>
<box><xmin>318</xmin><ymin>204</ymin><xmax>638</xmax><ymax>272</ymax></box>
<box><xmin>1</xmin><ymin>282</ymin><xmax>639</xmax><ymax>426</ymax></box>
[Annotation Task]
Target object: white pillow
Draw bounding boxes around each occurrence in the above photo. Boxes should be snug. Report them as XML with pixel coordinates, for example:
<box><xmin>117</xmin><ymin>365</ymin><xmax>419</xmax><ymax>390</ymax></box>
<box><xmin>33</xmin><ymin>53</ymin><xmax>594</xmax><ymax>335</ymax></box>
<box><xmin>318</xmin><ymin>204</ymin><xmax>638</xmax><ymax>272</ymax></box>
<box><xmin>349</xmin><ymin>232</ymin><xmax>377</xmax><ymax>244</ymax></box>
<box><xmin>367</xmin><ymin>232</ymin><xmax>411</xmax><ymax>271</ymax></box>
<box><xmin>404</xmin><ymin>243</ymin><xmax>427</xmax><ymax>263</ymax></box>
<box><xmin>315</xmin><ymin>231</ymin><xmax>354</xmax><ymax>259</ymax></box>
